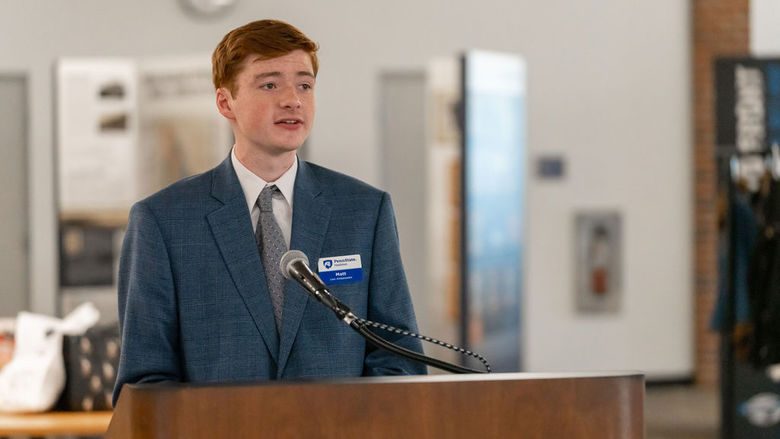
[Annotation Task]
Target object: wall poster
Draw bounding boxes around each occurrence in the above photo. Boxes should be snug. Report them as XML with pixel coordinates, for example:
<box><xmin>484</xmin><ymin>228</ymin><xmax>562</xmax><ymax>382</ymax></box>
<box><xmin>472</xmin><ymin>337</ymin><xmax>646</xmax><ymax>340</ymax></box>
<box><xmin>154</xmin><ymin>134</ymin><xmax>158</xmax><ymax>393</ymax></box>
<box><xmin>56</xmin><ymin>59</ymin><xmax>138</xmax><ymax>214</ymax></box>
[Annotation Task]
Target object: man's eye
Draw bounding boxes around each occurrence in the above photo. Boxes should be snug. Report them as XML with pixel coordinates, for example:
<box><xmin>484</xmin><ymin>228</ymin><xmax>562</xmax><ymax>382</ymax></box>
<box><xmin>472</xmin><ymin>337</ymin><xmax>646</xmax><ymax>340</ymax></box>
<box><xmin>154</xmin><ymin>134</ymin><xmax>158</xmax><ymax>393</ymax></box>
<box><xmin>261</xmin><ymin>83</ymin><xmax>276</xmax><ymax>90</ymax></box>
<box><xmin>300</xmin><ymin>83</ymin><xmax>312</xmax><ymax>90</ymax></box>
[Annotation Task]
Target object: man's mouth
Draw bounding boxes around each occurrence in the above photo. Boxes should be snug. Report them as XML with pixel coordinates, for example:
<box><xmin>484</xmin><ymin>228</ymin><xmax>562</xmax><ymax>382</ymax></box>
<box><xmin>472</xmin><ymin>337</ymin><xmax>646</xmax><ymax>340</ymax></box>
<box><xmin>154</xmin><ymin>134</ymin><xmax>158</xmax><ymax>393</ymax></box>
<box><xmin>275</xmin><ymin>119</ymin><xmax>303</xmax><ymax>125</ymax></box>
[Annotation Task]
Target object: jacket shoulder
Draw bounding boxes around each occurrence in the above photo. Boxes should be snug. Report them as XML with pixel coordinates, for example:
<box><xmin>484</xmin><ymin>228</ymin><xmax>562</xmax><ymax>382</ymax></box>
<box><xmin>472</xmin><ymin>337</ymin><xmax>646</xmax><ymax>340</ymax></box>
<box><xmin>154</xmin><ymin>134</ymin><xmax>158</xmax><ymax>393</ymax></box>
<box><xmin>133</xmin><ymin>169</ymin><xmax>215</xmax><ymax>217</ymax></box>
<box><xmin>304</xmin><ymin>162</ymin><xmax>384</xmax><ymax>198</ymax></box>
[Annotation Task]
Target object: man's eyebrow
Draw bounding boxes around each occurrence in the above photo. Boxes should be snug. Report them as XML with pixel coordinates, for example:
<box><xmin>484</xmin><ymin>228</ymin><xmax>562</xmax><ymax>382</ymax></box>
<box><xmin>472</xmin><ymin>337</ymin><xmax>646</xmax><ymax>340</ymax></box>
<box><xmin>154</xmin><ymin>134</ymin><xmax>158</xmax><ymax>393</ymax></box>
<box><xmin>253</xmin><ymin>72</ymin><xmax>281</xmax><ymax>80</ymax></box>
<box><xmin>252</xmin><ymin>71</ymin><xmax>315</xmax><ymax>81</ymax></box>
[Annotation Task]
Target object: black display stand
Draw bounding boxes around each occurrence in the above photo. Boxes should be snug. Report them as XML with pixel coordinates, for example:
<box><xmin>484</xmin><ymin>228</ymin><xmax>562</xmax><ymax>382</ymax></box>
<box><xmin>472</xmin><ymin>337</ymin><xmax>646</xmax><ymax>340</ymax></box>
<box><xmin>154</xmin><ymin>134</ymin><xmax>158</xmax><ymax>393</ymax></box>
<box><xmin>719</xmin><ymin>151</ymin><xmax>780</xmax><ymax>439</ymax></box>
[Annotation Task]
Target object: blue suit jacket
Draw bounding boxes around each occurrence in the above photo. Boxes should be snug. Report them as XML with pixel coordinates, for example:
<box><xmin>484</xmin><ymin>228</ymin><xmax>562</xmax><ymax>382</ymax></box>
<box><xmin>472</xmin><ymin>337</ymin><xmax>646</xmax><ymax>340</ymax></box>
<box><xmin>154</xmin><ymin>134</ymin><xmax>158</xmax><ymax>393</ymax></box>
<box><xmin>113</xmin><ymin>157</ymin><xmax>425</xmax><ymax>405</ymax></box>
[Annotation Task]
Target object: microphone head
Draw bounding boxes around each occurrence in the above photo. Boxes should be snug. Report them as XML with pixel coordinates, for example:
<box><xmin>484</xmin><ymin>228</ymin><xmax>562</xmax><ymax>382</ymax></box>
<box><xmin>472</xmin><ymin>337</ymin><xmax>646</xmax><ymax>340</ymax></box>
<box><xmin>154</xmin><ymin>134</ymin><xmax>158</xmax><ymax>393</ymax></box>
<box><xmin>280</xmin><ymin>249</ymin><xmax>309</xmax><ymax>279</ymax></box>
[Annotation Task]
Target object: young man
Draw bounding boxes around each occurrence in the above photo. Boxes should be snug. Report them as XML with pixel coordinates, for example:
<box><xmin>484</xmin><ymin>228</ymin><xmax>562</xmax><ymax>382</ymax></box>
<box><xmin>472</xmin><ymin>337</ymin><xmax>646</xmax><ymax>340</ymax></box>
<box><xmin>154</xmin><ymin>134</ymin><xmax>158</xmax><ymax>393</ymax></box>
<box><xmin>113</xmin><ymin>20</ymin><xmax>426</xmax><ymax>406</ymax></box>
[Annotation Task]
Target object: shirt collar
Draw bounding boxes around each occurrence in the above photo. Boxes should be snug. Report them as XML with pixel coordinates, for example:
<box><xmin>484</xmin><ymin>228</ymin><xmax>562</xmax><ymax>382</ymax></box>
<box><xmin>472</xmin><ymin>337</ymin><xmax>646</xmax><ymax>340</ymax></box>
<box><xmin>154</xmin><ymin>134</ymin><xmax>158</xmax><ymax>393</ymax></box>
<box><xmin>231</xmin><ymin>146</ymin><xmax>297</xmax><ymax>211</ymax></box>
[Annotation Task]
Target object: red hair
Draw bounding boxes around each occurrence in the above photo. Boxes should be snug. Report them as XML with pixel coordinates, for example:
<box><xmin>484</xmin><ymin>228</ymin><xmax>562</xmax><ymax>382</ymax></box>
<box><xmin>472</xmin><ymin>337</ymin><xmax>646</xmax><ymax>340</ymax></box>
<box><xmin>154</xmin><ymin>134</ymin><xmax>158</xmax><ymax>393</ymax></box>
<box><xmin>212</xmin><ymin>19</ymin><xmax>319</xmax><ymax>95</ymax></box>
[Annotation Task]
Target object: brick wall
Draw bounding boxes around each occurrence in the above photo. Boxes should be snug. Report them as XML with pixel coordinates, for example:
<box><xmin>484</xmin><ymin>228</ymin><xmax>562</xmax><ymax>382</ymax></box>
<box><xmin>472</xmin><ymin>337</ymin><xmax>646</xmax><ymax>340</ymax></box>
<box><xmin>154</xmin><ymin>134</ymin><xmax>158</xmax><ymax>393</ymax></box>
<box><xmin>692</xmin><ymin>0</ymin><xmax>749</xmax><ymax>386</ymax></box>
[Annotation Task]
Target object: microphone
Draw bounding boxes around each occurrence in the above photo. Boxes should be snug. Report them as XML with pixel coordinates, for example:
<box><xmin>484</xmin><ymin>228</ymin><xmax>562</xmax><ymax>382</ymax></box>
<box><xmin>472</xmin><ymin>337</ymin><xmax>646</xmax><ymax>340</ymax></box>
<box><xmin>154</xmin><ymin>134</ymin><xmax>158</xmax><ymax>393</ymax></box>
<box><xmin>280</xmin><ymin>250</ymin><xmax>352</xmax><ymax>319</ymax></box>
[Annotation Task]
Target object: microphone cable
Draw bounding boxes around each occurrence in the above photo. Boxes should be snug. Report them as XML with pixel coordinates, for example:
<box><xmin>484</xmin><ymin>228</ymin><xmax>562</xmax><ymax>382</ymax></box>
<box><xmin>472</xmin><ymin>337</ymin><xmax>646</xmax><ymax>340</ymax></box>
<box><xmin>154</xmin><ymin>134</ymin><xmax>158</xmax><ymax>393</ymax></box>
<box><xmin>351</xmin><ymin>317</ymin><xmax>492</xmax><ymax>373</ymax></box>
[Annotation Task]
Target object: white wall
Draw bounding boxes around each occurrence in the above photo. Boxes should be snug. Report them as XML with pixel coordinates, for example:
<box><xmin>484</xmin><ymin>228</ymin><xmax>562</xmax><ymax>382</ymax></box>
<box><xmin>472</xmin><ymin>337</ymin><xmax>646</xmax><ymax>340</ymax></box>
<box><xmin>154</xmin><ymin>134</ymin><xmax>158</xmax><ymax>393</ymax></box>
<box><xmin>0</xmin><ymin>0</ymin><xmax>691</xmax><ymax>376</ymax></box>
<box><xmin>752</xmin><ymin>0</ymin><xmax>780</xmax><ymax>56</ymax></box>
<box><xmin>524</xmin><ymin>4</ymin><xmax>692</xmax><ymax>377</ymax></box>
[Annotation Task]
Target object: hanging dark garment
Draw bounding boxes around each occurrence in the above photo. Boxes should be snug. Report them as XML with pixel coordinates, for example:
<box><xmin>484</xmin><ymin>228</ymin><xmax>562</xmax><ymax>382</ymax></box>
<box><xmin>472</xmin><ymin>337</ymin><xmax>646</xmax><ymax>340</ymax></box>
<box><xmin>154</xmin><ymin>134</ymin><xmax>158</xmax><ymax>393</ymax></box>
<box><xmin>712</xmin><ymin>194</ymin><xmax>757</xmax><ymax>332</ymax></box>
<box><xmin>748</xmin><ymin>179</ymin><xmax>780</xmax><ymax>367</ymax></box>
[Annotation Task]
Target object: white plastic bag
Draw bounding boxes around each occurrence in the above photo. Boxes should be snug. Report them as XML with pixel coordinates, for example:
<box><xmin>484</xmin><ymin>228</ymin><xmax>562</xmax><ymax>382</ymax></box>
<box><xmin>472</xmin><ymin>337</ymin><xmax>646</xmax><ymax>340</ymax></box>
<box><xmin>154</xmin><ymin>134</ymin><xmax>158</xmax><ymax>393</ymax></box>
<box><xmin>0</xmin><ymin>303</ymin><xmax>100</xmax><ymax>413</ymax></box>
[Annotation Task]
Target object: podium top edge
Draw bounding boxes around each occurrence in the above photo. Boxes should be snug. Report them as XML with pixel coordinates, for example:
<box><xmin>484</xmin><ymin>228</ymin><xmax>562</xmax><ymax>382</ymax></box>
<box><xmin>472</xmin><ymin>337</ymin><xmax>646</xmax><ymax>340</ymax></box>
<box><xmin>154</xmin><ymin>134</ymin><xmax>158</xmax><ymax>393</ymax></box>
<box><xmin>127</xmin><ymin>371</ymin><xmax>645</xmax><ymax>392</ymax></box>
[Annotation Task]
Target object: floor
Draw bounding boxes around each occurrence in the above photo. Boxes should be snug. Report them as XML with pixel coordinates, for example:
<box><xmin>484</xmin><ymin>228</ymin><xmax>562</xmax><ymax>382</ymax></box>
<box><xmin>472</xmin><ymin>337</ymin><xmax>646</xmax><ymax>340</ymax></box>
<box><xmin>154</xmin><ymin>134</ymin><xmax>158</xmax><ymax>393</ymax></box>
<box><xmin>645</xmin><ymin>385</ymin><xmax>719</xmax><ymax>439</ymax></box>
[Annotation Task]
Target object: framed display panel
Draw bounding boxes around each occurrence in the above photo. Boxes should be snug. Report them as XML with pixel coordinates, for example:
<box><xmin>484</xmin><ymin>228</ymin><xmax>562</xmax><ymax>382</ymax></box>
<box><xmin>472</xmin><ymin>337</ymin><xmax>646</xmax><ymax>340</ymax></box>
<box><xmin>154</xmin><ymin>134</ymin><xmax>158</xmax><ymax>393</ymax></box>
<box><xmin>56</xmin><ymin>59</ymin><xmax>139</xmax><ymax>219</ymax></box>
<box><xmin>460</xmin><ymin>51</ymin><xmax>526</xmax><ymax>372</ymax></box>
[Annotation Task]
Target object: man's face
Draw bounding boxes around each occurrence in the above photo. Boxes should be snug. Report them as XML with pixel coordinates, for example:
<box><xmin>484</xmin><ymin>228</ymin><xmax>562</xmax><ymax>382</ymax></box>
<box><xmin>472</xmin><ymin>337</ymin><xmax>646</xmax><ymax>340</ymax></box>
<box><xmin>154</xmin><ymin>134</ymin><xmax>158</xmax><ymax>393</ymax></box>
<box><xmin>218</xmin><ymin>50</ymin><xmax>316</xmax><ymax>156</ymax></box>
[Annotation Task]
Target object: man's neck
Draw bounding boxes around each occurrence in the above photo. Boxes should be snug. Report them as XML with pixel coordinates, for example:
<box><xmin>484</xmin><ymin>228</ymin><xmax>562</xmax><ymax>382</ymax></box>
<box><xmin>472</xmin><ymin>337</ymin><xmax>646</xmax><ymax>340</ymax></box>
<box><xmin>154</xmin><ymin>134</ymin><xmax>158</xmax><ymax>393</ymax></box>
<box><xmin>234</xmin><ymin>144</ymin><xmax>297</xmax><ymax>182</ymax></box>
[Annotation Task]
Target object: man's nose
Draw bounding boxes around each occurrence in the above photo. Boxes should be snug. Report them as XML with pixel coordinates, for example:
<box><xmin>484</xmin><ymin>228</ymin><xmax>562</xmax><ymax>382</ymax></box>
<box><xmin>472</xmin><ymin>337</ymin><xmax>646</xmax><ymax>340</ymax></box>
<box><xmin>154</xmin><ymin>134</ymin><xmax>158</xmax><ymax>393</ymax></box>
<box><xmin>280</xmin><ymin>87</ymin><xmax>302</xmax><ymax>109</ymax></box>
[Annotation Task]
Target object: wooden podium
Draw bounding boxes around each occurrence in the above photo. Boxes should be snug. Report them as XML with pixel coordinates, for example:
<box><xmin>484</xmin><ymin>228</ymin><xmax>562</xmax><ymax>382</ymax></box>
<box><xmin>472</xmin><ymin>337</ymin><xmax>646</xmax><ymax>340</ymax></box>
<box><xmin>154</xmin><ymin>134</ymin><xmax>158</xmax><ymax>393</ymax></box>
<box><xmin>107</xmin><ymin>372</ymin><xmax>644</xmax><ymax>438</ymax></box>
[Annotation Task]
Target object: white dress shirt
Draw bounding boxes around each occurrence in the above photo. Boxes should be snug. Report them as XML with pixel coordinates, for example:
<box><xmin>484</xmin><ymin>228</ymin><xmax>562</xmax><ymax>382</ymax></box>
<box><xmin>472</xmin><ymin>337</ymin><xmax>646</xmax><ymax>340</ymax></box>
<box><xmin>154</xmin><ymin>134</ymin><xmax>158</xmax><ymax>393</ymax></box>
<box><xmin>231</xmin><ymin>147</ymin><xmax>297</xmax><ymax>248</ymax></box>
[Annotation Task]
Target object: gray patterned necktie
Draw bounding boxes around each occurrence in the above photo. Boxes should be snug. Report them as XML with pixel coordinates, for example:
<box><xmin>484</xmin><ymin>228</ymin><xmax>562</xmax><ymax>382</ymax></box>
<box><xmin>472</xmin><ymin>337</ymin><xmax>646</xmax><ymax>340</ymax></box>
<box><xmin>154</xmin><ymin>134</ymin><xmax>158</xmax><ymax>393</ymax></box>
<box><xmin>255</xmin><ymin>185</ymin><xmax>288</xmax><ymax>332</ymax></box>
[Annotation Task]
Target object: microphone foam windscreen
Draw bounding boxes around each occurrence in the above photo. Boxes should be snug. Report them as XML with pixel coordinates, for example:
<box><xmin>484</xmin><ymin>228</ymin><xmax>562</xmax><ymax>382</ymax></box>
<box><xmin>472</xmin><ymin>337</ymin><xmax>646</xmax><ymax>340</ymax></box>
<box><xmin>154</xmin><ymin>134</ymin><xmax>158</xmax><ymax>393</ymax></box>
<box><xmin>279</xmin><ymin>249</ymin><xmax>309</xmax><ymax>279</ymax></box>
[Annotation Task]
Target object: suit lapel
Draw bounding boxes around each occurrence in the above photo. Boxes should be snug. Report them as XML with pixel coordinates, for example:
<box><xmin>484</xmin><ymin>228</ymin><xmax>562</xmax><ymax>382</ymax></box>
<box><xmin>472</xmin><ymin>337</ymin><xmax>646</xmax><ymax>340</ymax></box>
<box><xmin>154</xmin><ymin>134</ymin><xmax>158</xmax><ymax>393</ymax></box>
<box><xmin>206</xmin><ymin>157</ymin><xmax>279</xmax><ymax>363</ymax></box>
<box><xmin>277</xmin><ymin>160</ymin><xmax>332</xmax><ymax>375</ymax></box>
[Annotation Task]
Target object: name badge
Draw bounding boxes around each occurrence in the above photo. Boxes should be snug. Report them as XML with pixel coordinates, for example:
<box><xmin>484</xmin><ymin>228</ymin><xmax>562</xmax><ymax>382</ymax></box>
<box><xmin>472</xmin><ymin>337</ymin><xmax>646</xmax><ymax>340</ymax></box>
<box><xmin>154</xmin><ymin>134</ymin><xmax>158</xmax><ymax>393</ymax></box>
<box><xmin>318</xmin><ymin>254</ymin><xmax>363</xmax><ymax>285</ymax></box>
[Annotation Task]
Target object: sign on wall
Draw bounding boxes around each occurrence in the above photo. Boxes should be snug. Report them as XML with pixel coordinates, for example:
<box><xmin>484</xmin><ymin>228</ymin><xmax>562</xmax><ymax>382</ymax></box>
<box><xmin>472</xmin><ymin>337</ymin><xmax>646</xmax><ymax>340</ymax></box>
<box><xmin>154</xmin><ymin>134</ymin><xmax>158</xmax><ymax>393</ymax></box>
<box><xmin>716</xmin><ymin>58</ymin><xmax>780</xmax><ymax>153</ymax></box>
<box><xmin>56</xmin><ymin>59</ymin><xmax>139</xmax><ymax>214</ymax></box>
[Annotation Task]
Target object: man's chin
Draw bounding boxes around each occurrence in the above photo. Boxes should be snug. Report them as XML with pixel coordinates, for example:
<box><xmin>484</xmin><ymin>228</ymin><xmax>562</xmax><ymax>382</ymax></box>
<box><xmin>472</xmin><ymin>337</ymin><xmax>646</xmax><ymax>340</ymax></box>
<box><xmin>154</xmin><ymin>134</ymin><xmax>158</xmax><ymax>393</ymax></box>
<box><xmin>238</xmin><ymin>137</ymin><xmax>307</xmax><ymax>157</ymax></box>
<box><xmin>268</xmin><ymin>135</ymin><xmax>307</xmax><ymax>152</ymax></box>
<box><xmin>273</xmin><ymin>143</ymin><xmax>304</xmax><ymax>154</ymax></box>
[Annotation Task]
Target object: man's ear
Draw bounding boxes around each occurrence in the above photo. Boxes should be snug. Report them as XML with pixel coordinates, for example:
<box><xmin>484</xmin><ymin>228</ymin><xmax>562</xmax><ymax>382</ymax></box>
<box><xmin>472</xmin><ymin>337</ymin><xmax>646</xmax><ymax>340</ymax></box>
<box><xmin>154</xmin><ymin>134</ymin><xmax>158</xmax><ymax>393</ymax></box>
<box><xmin>216</xmin><ymin>87</ymin><xmax>235</xmax><ymax>120</ymax></box>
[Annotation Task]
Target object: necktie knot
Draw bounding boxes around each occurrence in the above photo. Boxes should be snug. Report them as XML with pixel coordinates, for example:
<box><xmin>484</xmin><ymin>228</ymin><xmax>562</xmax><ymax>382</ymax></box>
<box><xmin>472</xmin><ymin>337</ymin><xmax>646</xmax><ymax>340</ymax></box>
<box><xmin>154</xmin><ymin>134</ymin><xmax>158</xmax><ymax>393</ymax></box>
<box><xmin>258</xmin><ymin>185</ymin><xmax>279</xmax><ymax>212</ymax></box>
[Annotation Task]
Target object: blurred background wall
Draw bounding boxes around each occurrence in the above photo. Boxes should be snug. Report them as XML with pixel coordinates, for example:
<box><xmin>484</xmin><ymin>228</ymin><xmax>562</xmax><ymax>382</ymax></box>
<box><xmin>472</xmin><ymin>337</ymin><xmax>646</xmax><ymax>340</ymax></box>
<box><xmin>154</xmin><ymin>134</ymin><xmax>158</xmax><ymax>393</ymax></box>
<box><xmin>0</xmin><ymin>1</ymin><xmax>692</xmax><ymax>378</ymax></box>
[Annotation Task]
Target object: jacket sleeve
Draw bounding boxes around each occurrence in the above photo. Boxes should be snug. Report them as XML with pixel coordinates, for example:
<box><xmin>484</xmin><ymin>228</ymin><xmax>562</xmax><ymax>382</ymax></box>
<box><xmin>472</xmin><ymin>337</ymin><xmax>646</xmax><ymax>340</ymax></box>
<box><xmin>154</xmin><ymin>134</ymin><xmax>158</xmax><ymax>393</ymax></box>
<box><xmin>362</xmin><ymin>192</ymin><xmax>428</xmax><ymax>376</ymax></box>
<box><xmin>113</xmin><ymin>201</ymin><xmax>182</xmax><ymax>406</ymax></box>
